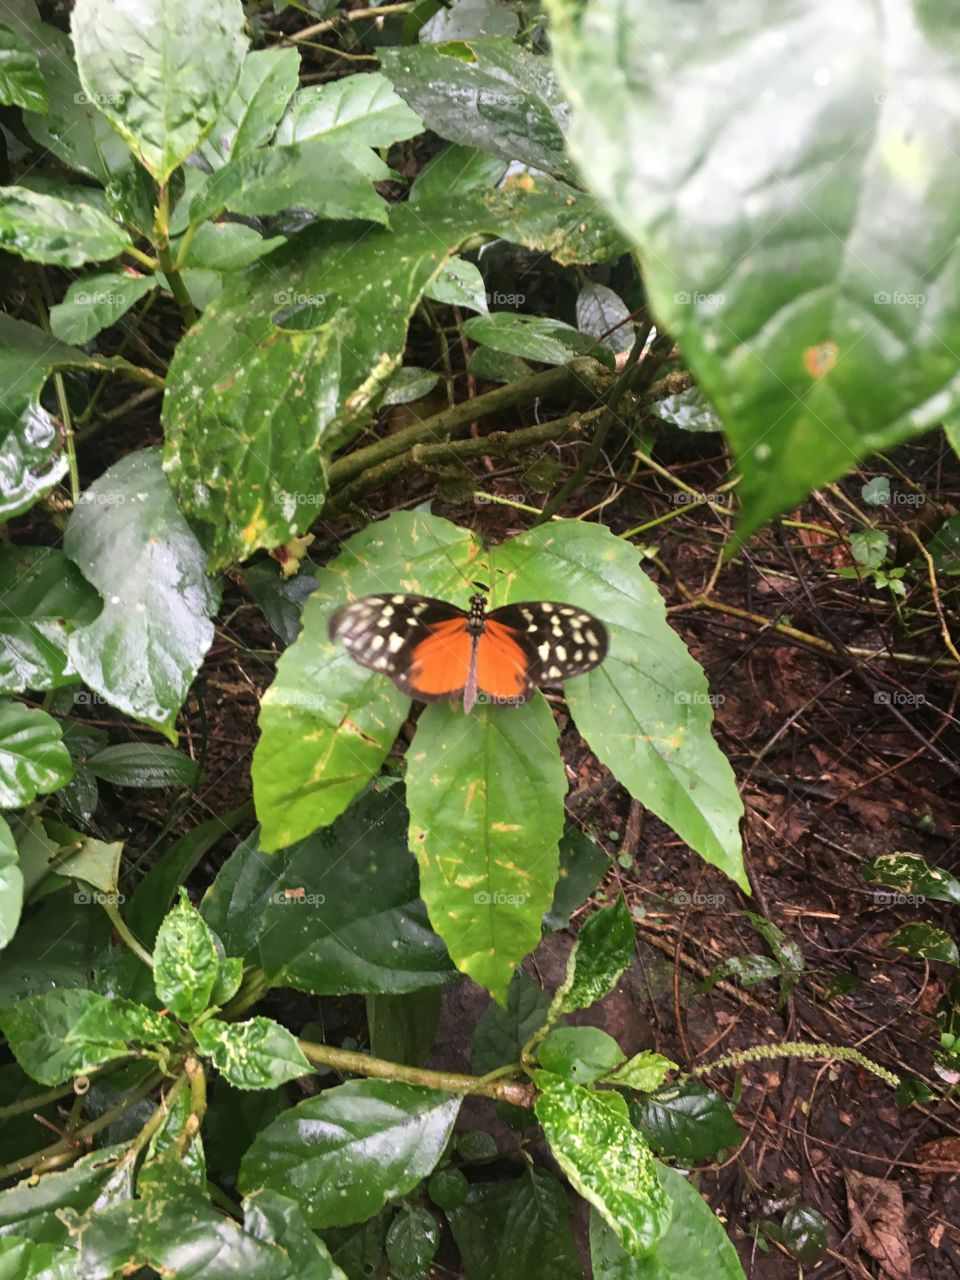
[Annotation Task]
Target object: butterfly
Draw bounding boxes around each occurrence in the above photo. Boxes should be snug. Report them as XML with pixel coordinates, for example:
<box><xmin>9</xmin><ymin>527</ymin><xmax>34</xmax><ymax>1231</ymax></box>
<box><xmin>329</xmin><ymin>592</ymin><xmax>609</xmax><ymax>714</ymax></box>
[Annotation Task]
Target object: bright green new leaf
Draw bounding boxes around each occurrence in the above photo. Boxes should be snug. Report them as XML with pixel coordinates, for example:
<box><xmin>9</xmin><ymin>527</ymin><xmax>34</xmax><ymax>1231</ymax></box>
<box><xmin>863</xmin><ymin>851</ymin><xmax>960</xmax><ymax>906</ymax></box>
<box><xmin>49</xmin><ymin>271</ymin><xmax>156</xmax><ymax>345</ymax></box>
<box><xmin>0</xmin><ymin>546</ymin><xmax>101</xmax><ymax>694</ymax></box>
<box><xmin>0</xmin><ymin>815</ymin><xmax>23</xmax><ymax>952</ymax></box>
<box><xmin>381</xmin><ymin>37</ymin><xmax>572</xmax><ymax>177</ymax></box>
<box><xmin>535</xmin><ymin>1075</ymin><xmax>672</xmax><ymax>1258</ymax></box>
<box><xmin>555</xmin><ymin>894</ymin><xmax>634</xmax><ymax>1014</ymax></box>
<box><xmin>0</xmin><ymin>186</ymin><xmax>130</xmax><ymax>266</ymax></box>
<box><xmin>0</xmin><ymin>22</ymin><xmax>46</xmax><ymax>112</ymax></box>
<box><xmin>253</xmin><ymin>512</ymin><xmax>476</xmax><ymax>847</ymax></box>
<box><xmin>538</xmin><ymin>1026</ymin><xmax>626</xmax><ymax>1084</ymax></box>
<box><xmin>201</xmin><ymin>46</ymin><xmax>301</xmax><ymax>167</ymax></box>
<box><xmin>492</xmin><ymin>522</ymin><xmax>746</xmax><ymax>886</ymax></box>
<box><xmin>547</xmin><ymin>0</ymin><xmax>960</xmax><ymax>541</ymax></box>
<box><xmin>239</xmin><ymin>1081</ymin><xmax>461</xmax><ymax>1227</ymax></box>
<box><xmin>153</xmin><ymin>890</ymin><xmax>220</xmax><ymax>1021</ymax></box>
<box><xmin>64</xmin><ymin>449</ymin><xmax>220</xmax><ymax>742</ymax></box>
<box><xmin>0</xmin><ymin>700</ymin><xmax>72</xmax><ymax>807</ymax></box>
<box><xmin>194</xmin><ymin>1017</ymin><xmax>311</xmax><ymax>1090</ymax></box>
<box><xmin>605</xmin><ymin>1051</ymin><xmax>677</xmax><ymax>1094</ymax></box>
<box><xmin>590</xmin><ymin>1164</ymin><xmax>746</xmax><ymax>1279</ymax></box>
<box><xmin>71</xmin><ymin>0</ymin><xmax>247</xmax><ymax>183</ymax></box>
<box><xmin>407</xmin><ymin>696</ymin><xmax>566</xmax><ymax>1002</ymax></box>
<box><xmin>425</xmin><ymin>257</ymin><xmax>489</xmax><ymax>313</ymax></box>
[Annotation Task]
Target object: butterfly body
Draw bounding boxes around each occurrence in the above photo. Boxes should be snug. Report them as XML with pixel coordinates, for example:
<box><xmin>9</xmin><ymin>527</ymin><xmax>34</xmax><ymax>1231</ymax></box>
<box><xmin>329</xmin><ymin>592</ymin><xmax>608</xmax><ymax>713</ymax></box>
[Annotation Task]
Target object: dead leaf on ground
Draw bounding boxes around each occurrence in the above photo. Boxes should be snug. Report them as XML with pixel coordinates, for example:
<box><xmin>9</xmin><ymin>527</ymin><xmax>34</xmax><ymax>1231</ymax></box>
<box><xmin>915</xmin><ymin>1137</ymin><xmax>960</xmax><ymax>1179</ymax></box>
<box><xmin>844</xmin><ymin>1169</ymin><xmax>912</xmax><ymax>1279</ymax></box>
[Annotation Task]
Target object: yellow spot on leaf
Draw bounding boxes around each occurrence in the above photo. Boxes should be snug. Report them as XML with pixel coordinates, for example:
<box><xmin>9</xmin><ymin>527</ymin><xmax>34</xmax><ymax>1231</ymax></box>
<box><xmin>803</xmin><ymin>341</ymin><xmax>838</xmax><ymax>379</ymax></box>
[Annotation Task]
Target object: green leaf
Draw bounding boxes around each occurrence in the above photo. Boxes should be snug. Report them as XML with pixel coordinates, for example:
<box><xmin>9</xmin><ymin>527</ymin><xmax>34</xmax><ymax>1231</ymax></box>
<box><xmin>492</xmin><ymin>521</ymin><xmax>746</xmax><ymax>886</ymax></box>
<box><xmin>589</xmin><ymin>1164</ymin><xmax>746</xmax><ymax>1279</ymax></box>
<box><xmin>472</xmin><ymin>968</ymin><xmax>550</xmax><ymax>1074</ymax></box>
<box><xmin>780</xmin><ymin>1206</ymin><xmax>827</xmax><ymax>1264</ymax></box>
<box><xmin>428</xmin><ymin>1167</ymin><xmax>469</xmax><ymax>1210</ymax></box>
<box><xmin>0</xmin><ymin>989</ymin><xmax>162</xmax><ymax>1084</ymax></box>
<box><xmin>0</xmin><ymin>22</ymin><xmax>46</xmax><ymax>112</ymax></box>
<box><xmin>42</xmin><ymin>818</ymin><xmax>123</xmax><ymax>895</ymax></box>
<box><xmin>252</xmin><ymin>512</ymin><xmax>476</xmax><ymax>847</ymax></box>
<box><xmin>0</xmin><ymin>546</ymin><xmax>101</xmax><ymax>694</ymax></box>
<box><xmin>863</xmin><ymin>851</ymin><xmax>960</xmax><ymax>906</ymax></box>
<box><xmin>71</xmin><ymin>0</ymin><xmax>247</xmax><ymax>183</ymax></box>
<box><xmin>886</xmin><ymin>922</ymin><xmax>959</xmax><ymax>967</ymax></box>
<box><xmin>0</xmin><ymin>700</ymin><xmax>72</xmax><ymax>807</ymax></box>
<box><xmin>743</xmin><ymin>911</ymin><xmax>803</xmax><ymax>1006</ymax></box>
<box><xmin>0</xmin><ymin>815</ymin><xmax>23</xmax><ymax>952</ymax></box>
<box><xmin>547</xmin><ymin>0</ymin><xmax>960</xmax><ymax>542</ymax></box>
<box><xmin>604</xmin><ymin>1051</ymin><xmax>676</xmax><ymax>1094</ymax></box>
<box><xmin>201</xmin><ymin>46</ymin><xmax>302</xmax><ymax>167</ymax></box>
<box><xmin>382</xmin><ymin>366</ymin><xmax>442</xmax><ymax>406</ymax></box>
<box><xmin>535</xmin><ymin>1075</ymin><xmax>672</xmax><ymax>1259</ymax></box>
<box><xmin>49</xmin><ymin>271</ymin><xmax>156</xmax><ymax>344</ymax></box>
<box><xmin>244</xmin><ymin>1190</ymin><xmax>346</xmax><ymax>1280</ymax></box>
<box><xmin>653</xmin><ymin>387</ymin><xmax>724</xmax><ymax>434</ymax></box>
<box><xmin>239</xmin><ymin>1081</ymin><xmax>461</xmax><ymax>1227</ymax></box>
<box><xmin>545</xmin><ymin>827</ymin><xmax>609</xmax><ymax>931</ymax></box>
<box><xmin>0</xmin><ymin>888</ymin><xmax>112</xmax><ymax>1005</ymax></box>
<box><xmin>381</xmin><ymin>37</ymin><xmax>572</xmax><ymax>177</ymax></box>
<box><xmin>0</xmin><ymin>315</ymin><xmax>92</xmax><ymax>520</ymax></box>
<box><xmin>194</xmin><ymin>1017</ymin><xmax>311</xmax><ymax>1090</ymax></box>
<box><xmin>208</xmin><ymin>789</ymin><xmax>454</xmax><ymax>994</ymax></box>
<box><xmin>576</xmin><ymin>282</ymin><xmax>634</xmax><ymax>355</ymax></box>
<box><xmin>425</xmin><ymin>257</ymin><xmax>489</xmax><ymax>312</ymax></box>
<box><xmin>407</xmin><ymin>695</ymin><xmax>567</xmax><ymax>1002</ymax></box>
<box><xmin>276</xmin><ymin>70</ymin><xmax>424</xmax><ymax>177</ymax></box>
<box><xmin>85</xmin><ymin>743</ymin><xmax>202</xmax><ymax>789</ymax></box>
<box><xmin>408</xmin><ymin>143</ymin><xmax>507</xmax><ymax>206</ymax></box>
<box><xmin>180</xmin><ymin>222</ymin><xmax>286</xmax><ymax>271</ymax></box>
<box><xmin>63</xmin><ymin>449</ymin><xmax>220</xmax><ymax>743</ymax></box>
<box><xmin>0</xmin><ymin>1142</ymin><xmax>128</xmax><ymax>1246</ymax></box>
<box><xmin>463</xmin><ymin>312</ymin><xmax>613</xmax><ymax>367</ymax></box>
<box><xmin>367</xmin><ymin>989</ymin><xmax>441</xmax><ymax>1067</ymax></box>
<box><xmin>703</xmin><ymin>953</ymin><xmax>782</xmax><ymax>993</ymax></box>
<box><xmin>0</xmin><ymin>1235</ymin><xmax>76</xmax><ymax>1280</ymax></box>
<box><xmin>468</xmin><ymin>345</ymin><xmax>533</xmax><ymax>383</ymax></box>
<box><xmin>849</xmin><ymin>529</ymin><xmax>889</xmax><ymax>570</ymax></box>
<box><xmin>447</xmin><ymin>1169</ymin><xmax>584</xmax><ymax>1280</ymax></box>
<box><xmin>162</xmin><ymin>181</ymin><xmax>622</xmax><ymax>566</ymax></box>
<box><xmin>630</xmin><ymin>1081</ymin><xmax>742</xmax><ymax>1162</ymax></box>
<box><xmin>386</xmin><ymin>1205</ymin><xmax>440</xmax><ymax>1279</ymax></box>
<box><xmin>153</xmin><ymin>890</ymin><xmax>220</xmax><ymax>1020</ymax></box>
<box><xmin>65</xmin><ymin>991</ymin><xmax>175</xmax><ymax>1054</ymax></box>
<box><xmin>555</xmin><ymin>893</ymin><xmax>634</xmax><ymax>1014</ymax></box>
<box><xmin>191</xmin><ymin>139</ymin><xmax>389</xmax><ymax>226</ymax></box>
<box><xmin>420</xmin><ymin>0</ymin><xmax>519</xmax><ymax>42</ymax></box>
<box><xmin>139</xmin><ymin>1085</ymin><xmax>206</xmax><ymax>1196</ymax></box>
<box><xmin>0</xmin><ymin>186</ymin><xmax>130</xmax><ymax>266</ymax></box>
<box><xmin>538</xmin><ymin>1026</ymin><xmax>626</xmax><ymax>1084</ymax></box>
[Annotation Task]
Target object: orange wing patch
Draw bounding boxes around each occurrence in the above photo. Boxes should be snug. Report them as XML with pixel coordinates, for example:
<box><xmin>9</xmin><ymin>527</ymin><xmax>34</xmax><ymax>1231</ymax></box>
<box><xmin>408</xmin><ymin>619</ymin><xmax>472</xmax><ymax>697</ymax></box>
<box><xmin>475</xmin><ymin>620</ymin><xmax>530</xmax><ymax>702</ymax></box>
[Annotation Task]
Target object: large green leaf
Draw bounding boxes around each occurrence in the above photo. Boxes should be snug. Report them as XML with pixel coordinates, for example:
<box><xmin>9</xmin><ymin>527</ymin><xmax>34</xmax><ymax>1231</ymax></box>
<box><xmin>535</xmin><ymin>1076</ymin><xmax>672</xmax><ymax>1259</ymax></box>
<box><xmin>194</xmin><ymin>1018</ymin><xmax>311</xmax><ymax>1090</ymax></box>
<box><xmin>556</xmin><ymin>893</ymin><xmax>634</xmax><ymax>1014</ymax></box>
<box><xmin>239</xmin><ymin>1081</ymin><xmax>461</xmax><ymax>1227</ymax></box>
<box><xmin>547</xmin><ymin>0</ymin><xmax>960</xmax><ymax>541</ymax></box>
<box><xmin>0</xmin><ymin>22</ymin><xmax>45</xmax><ymax>111</ymax></box>
<box><xmin>200</xmin><ymin>47</ymin><xmax>301</xmax><ymax>168</ymax></box>
<box><xmin>0</xmin><ymin>701</ymin><xmax>72</xmax><ymax>807</ymax></box>
<box><xmin>71</xmin><ymin>0</ymin><xmax>247</xmax><ymax>183</ymax></box>
<box><xmin>631</xmin><ymin>1081</ymin><xmax>742</xmax><ymax>1162</ymax></box>
<box><xmin>0</xmin><ymin>186</ymin><xmax>130</xmax><ymax>266</ymax></box>
<box><xmin>380</xmin><ymin>37</ymin><xmax>572</xmax><ymax>177</ymax></box>
<box><xmin>0</xmin><ymin>1236</ymin><xmax>76</xmax><ymax>1280</ymax></box>
<box><xmin>491</xmin><ymin>522</ymin><xmax>745</xmax><ymax>886</ymax></box>
<box><xmin>0</xmin><ymin>1142</ymin><xmax>128</xmax><ymax>1246</ymax></box>
<box><xmin>276</xmin><ymin>71</ymin><xmax>423</xmax><ymax>179</ymax></box>
<box><xmin>538</xmin><ymin>1026</ymin><xmax>626</xmax><ymax>1084</ymax></box>
<box><xmin>447</xmin><ymin>1168</ymin><xmax>584</xmax><ymax>1280</ymax></box>
<box><xmin>162</xmin><ymin>181</ymin><xmax>623</xmax><ymax>567</ymax></box>
<box><xmin>252</xmin><ymin>512</ymin><xmax>476</xmax><ymax>847</ymax></box>
<box><xmin>204</xmin><ymin>789</ymin><xmax>454</xmax><ymax>994</ymax></box>
<box><xmin>63</xmin><ymin>449</ymin><xmax>220</xmax><ymax>742</ymax></box>
<box><xmin>590</xmin><ymin>1165</ymin><xmax>746</xmax><ymax>1279</ymax></box>
<box><xmin>407</xmin><ymin>696</ymin><xmax>566</xmax><ymax>1002</ymax></box>
<box><xmin>0</xmin><ymin>816</ymin><xmax>22</xmax><ymax>952</ymax></box>
<box><xmin>49</xmin><ymin>270</ymin><xmax>156</xmax><ymax>345</ymax></box>
<box><xmin>153</xmin><ymin>890</ymin><xmax>220</xmax><ymax>1021</ymax></box>
<box><xmin>0</xmin><ymin>546</ymin><xmax>101</xmax><ymax>694</ymax></box>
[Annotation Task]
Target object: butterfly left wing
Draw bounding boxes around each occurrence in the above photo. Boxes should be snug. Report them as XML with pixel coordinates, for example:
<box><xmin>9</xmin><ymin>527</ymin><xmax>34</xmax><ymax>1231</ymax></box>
<box><xmin>485</xmin><ymin>601</ymin><xmax>608</xmax><ymax>687</ymax></box>
<box><xmin>329</xmin><ymin>593</ymin><xmax>471</xmax><ymax>701</ymax></box>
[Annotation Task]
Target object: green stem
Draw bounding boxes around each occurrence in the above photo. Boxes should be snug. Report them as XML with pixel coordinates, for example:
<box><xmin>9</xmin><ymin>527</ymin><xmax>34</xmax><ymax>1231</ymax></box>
<box><xmin>689</xmin><ymin>1039</ymin><xmax>900</xmax><ymax>1088</ymax></box>
<box><xmin>154</xmin><ymin>182</ymin><xmax>197</xmax><ymax>327</ymax></box>
<box><xmin>297</xmin><ymin>1038</ymin><xmax>535</xmax><ymax>1105</ymax></box>
<box><xmin>102</xmin><ymin>900</ymin><xmax>153</xmax><ymax>968</ymax></box>
<box><xmin>27</xmin><ymin>268</ymin><xmax>80</xmax><ymax>504</ymax></box>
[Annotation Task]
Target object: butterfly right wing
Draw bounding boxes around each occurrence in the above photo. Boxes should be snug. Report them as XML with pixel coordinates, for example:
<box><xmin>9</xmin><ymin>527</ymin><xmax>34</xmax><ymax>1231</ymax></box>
<box><xmin>328</xmin><ymin>594</ymin><xmax>472</xmax><ymax>701</ymax></box>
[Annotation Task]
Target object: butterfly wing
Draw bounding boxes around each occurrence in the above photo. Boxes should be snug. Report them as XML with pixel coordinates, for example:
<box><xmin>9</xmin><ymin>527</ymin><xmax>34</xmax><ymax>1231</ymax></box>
<box><xmin>329</xmin><ymin>594</ymin><xmax>472</xmax><ymax>701</ymax></box>
<box><xmin>474</xmin><ymin>618</ymin><xmax>536</xmax><ymax>706</ymax></box>
<box><xmin>485</xmin><ymin>601</ymin><xmax>608</xmax><ymax>687</ymax></box>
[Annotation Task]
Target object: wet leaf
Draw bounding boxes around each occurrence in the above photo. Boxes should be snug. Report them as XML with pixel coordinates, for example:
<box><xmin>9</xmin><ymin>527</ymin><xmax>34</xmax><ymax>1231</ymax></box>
<box><xmin>0</xmin><ymin>816</ymin><xmax>23</xmax><ymax>951</ymax></box>
<box><xmin>49</xmin><ymin>271</ymin><xmax>155</xmax><ymax>344</ymax></box>
<box><xmin>0</xmin><ymin>23</ymin><xmax>46</xmax><ymax>112</ymax></box>
<box><xmin>556</xmin><ymin>893</ymin><xmax>634</xmax><ymax>1014</ymax></box>
<box><xmin>201</xmin><ymin>46</ymin><xmax>301</xmax><ymax>167</ymax></box>
<box><xmin>153</xmin><ymin>890</ymin><xmax>220</xmax><ymax>1021</ymax></box>
<box><xmin>0</xmin><ymin>187</ymin><xmax>130</xmax><ymax>266</ymax></box>
<box><xmin>631</xmin><ymin>1080</ymin><xmax>742</xmax><ymax>1162</ymax></box>
<box><xmin>85</xmin><ymin>743</ymin><xmax>202</xmax><ymax>790</ymax></box>
<box><xmin>576</xmin><ymin>282</ymin><xmax>634</xmax><ymax>355</ymax></box>
<box><xmin>194</xmin><ymin>1017</ymin><xmax>311</xmax><ymax>1090</ymax></box>
<box><xmin>0</xmin><ymin>700</ymin><xmax>72</xmax><ymax>807</ymax></box>
<box><xmin>0</xmin><ymin>546</ymin><xmax>100</xmax><ymax>694</ymax></box>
